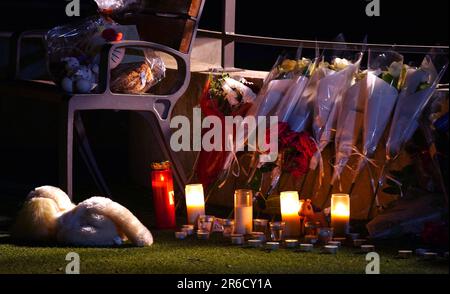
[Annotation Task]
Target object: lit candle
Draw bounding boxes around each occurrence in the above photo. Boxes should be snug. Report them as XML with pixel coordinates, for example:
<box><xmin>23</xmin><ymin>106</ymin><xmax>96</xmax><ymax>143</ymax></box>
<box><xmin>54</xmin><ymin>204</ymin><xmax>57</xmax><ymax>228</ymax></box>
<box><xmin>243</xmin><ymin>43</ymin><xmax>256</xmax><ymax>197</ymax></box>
<box><xmin>323</xmin><ymin>245</ymin><xmax>338</xmax><ymax>254</ymax></box>
<box><xmin>234</xmin><ymin>190</ymin><xmax>253</xmax><ymax>235</ymax></box>
<box><xmin>280</xmin><ymin>191</ymin><xmax>302</xmax><ymax>238</ymax></box>
<box><xmin>299</xmin><ymin>243</ymin><xmax>314</xmax><ymax>252</ymax></box>
<box><xmin>331</xmin><ymin>194</ymin><xmax>350</xmax><ymax>237</ymax></box>
<box><xmin>361</xmin><ymin>245</ymin><xmax>375</xmax><ymax>253</ymax></box>
<box><xmin>185</xmin><ymin>184</ymin><xmax>206</xmax><ymax>225</ymax></box>
<box><xmin>248</xmin><ymin>239</ymin><xmax>263</xmax><ymax>248</ymax></box>
<box><xmin>151</xmin><ymin>161</ymin><xmax>176</xmax><ymax>230</ymax></box>
<box><xmin>398</xmin><ymin>250</ymin><xmax>413</xmax><ymax>259</ymax></box>
<box><xmin>285</xmin><ymin>239</ymin><xmax>299</xmax><ymax>248</ymax></box>
<box><xmin>265</xmin><ymin>242</ymin><xmax>280</xmax><ymax>250</ymax></box>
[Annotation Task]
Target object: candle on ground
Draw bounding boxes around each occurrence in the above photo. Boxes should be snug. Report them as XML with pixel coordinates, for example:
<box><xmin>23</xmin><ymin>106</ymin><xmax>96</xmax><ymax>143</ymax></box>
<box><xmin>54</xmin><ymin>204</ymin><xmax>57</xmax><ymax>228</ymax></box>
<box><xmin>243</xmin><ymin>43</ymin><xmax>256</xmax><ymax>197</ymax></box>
<box><xmin>231</xmin><ymin>234</ymin><xmax>244</xmax><ymax>245</ymax></box>
<box><xmin>185</xmin><ymin>184</ymin><xmax>206</xmax><ymax>226</ymax></box>
<box><xmin>285</xmin><ymin>239</ymin><xmax>299</xmax><ymax>248</ymax></box>
<box><xmin>331</xmin><ymin>194</ymin><xmax>350</xmax><ymax>237</ymax></box>
<box><xmin>265</xmin><ymin>242</ymin><xmax>280</xmax><ymax>250</ymax></box>
<box><xmin>280</xmin><ymin>191</ymin><xmax>302</xmax><ymax>238</ymax></box>
<box><xmin>299</xmin><ymin>243</ymin><xmax>314</xmax><ymax>252</ymax></box>
<box><xmin>323</xmin><ymin>245</ymin><xmax>338</xmax><ymax>254</ymax></box>
<box><xmin>398</xmin><ymin>250</ymin><xmax>413</xmax><ymax>259</ymax></box>
<box><xmin>234</xmin><ymin>190</ymin><xmax>253</xmax><ymax>235</ymax></box>
<box><xmin>361</xmin><ymin>245</ymin><xmax>375</xmax><ymax>253</ymax></box>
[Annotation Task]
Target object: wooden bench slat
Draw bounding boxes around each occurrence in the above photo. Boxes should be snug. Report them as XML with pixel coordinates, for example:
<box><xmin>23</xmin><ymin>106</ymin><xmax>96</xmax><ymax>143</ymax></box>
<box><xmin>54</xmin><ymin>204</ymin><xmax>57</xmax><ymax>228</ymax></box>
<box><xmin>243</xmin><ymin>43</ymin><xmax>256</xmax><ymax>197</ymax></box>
<box><xmin>122</xmin><ymin>14</ymin><xmax>197</xmax><ymax>53</ymax></box>
<box><xmin>137</xmin><ymin>0</ymin><xmax>202</xmax><ymax>18</ymax></box>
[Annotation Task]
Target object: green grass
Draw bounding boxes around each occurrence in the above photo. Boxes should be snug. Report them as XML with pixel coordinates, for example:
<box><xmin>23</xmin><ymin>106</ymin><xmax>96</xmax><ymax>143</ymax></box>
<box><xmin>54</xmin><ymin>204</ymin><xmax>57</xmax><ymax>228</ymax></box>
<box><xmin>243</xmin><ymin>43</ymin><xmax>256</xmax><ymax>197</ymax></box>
<box><xmin>0</xmin><ymin>232</ymin><xmax>448</xmax><ymax>274</ymax></box>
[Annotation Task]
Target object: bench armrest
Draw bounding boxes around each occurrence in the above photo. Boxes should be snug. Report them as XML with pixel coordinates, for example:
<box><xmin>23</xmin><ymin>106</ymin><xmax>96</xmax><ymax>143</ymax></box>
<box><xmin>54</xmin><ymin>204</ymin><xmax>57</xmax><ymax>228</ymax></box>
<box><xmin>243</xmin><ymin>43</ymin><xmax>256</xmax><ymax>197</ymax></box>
<box><xmin>99</xmin><ymin>40</ymin><xmax>191</xmax><ymax>100</ymax></box>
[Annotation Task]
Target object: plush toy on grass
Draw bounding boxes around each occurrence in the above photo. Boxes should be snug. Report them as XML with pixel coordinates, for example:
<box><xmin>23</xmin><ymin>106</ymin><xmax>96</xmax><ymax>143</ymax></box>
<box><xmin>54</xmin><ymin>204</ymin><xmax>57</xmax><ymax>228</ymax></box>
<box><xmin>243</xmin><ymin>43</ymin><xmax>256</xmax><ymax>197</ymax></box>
<box><xmin>11</xmin><ymin>186</ymin><xmax>153</xmax><ymax>247</ymax></box>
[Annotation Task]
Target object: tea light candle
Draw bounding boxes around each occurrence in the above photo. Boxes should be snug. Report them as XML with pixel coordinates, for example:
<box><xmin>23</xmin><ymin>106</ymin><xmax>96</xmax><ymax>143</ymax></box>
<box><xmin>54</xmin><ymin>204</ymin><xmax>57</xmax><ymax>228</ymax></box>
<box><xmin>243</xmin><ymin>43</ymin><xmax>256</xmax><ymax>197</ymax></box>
<box><xmin>182</xmin><ymin>227</ymin><xmax>194</xmax><ymax>236</ymax></box>
<box><xmin>353</xmin><ymin>239</ymin><xmax>367</xmax><ymax>247</ymax></box>
<box><xmin>285</xmin><ymin>239</ymin><xmax>299</xmax><ymax>248</ymax></box>
<box><xmin>333</xmin><ymin>237</ymin><xmax>347</xmax><ymax>244</ymax></box>
<box><xmin>196</xmin><ymin>230</ymin><xmax>209</xmax><ymax>240</ymax></box>
<box><xmin>265</xmin><ymin>242</ymin><xmax>280</xmax><ymax>250</ymax></box>
<box><xmin>304</xmin><ymin>235</ymin><xmax>318</xmax><ymax>245</ymax></box>
<box><xmin>185</xmin><ymin>184</ymin><xmax>205</xmax><ymax>225</ymax></box>
<box><xmin>323</xmin><ymin>245</ymin><xmax>338</xmax><ymax>254</ymax></box>
<box><xmin>251</xmin><ymin>232</ymin><xmax>266</xmax><ymax>242</ymax></box>
<box><xmin>299</xmin><ymin>243</ymin><xmax>314</xmax><ymax>252</ymax></box>
<box><xmin>361</xmin><ymin>245</ymin><xmax>375</xmax><ymax>253</ymax></box>
<box><xmin>248</xmin><ymin>239</ymin><xmax>263</xmax><ymax>248</ymax></box>
<box><xmin>328</xmin><ymin>241</ymin><xmax>341</xmax><ymax>248</ymax></box>
<box><xmin>398</xmin><ymin>250</ymin><xmax>413</xmax><ymax>259</ymax></box>
<box><xmin>175</xmin><ymin>231</ymin><xmax>187</xmax><ymax>240</ymax></box>
<box><xmin>280</xmin><ymin>191</ymin><xmax>302</xmax><ymax>237</ymax></box>
<box><xmin>346</xmin><ymin>233</ymin><xmax>360</xmax><ymax>241</ymax></box>
<box><xmin>231</xmin><ymin>234</ymin><xmax>244</xmax><ymax>245</ymax></box>
<box><xmin>331</xmin><ymin>194</ymin><xmax>350</xmax><ymax>237</ymax></box>
<box><xmin>423</xmin><ymin>252</ymin><xmax>438</xmax><ymax>260</ymax></box>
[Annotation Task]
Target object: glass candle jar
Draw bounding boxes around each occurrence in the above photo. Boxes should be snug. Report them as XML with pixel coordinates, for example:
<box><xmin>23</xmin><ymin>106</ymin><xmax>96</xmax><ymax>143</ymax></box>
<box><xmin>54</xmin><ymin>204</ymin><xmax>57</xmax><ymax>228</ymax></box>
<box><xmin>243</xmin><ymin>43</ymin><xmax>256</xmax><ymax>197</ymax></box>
<box><xmin>253</xmin><ymin>219</ymin><xmax>268</xmax><ymax>234</ymax></box>
<box><xmin>269</xmin><ymin>221</ymin><xmax>286</xmax><ymax>242</ymax></box>
<box><xmin>222</xmin><ymin>219</ymin><xmax>235</xmax><ymax>238</ymax></box>
<box><xmin>151</xmin><ymin>161</ymin><xmax>176</xmax><ymax>230</ymax></box>
<box><xmin>234</xmin><ymin>189</ymin><xmax>253</xmax><ymax>235</ymax></box>
<box><xmin>331</xmin><ymin>193</ymin><xmax>350</xmax><ymax>237</ymax></box>
<box><xmin>185</xmin><ymin>184</ymin><xmax>205</xmax><ymax>226</ymax></box>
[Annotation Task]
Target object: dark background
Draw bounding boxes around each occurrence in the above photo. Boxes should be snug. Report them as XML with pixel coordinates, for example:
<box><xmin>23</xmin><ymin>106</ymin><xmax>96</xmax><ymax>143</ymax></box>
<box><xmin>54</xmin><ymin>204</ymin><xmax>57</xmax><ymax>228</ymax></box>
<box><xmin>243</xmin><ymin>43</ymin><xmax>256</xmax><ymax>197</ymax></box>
<box><xmin>0</xmin><ymin>0</ymin><xmax>448</xmax><ymax>211</ymax></box>
<box><xmin>0</xmin><ymin>0</ymin><xmax>448</xmax><ymax>70</ymax></box>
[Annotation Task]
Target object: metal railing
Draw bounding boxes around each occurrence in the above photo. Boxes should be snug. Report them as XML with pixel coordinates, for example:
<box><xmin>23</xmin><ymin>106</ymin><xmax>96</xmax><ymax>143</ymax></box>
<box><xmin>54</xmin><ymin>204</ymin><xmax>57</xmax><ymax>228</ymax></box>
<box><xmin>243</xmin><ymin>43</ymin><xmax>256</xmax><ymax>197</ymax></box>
<box><xmin>198</xmin><ymin>0</ymin><xmax>449</xmax><ymax>70</ymax></box>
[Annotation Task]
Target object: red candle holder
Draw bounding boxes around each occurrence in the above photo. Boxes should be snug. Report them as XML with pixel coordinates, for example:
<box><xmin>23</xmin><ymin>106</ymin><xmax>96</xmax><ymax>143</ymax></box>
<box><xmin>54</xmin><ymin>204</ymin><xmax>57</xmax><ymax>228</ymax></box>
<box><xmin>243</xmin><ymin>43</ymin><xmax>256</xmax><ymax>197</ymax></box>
<box><xmin>151</xmin><ymin>161</ymin><xmax>176</xmax><ymax>230</ymax></box>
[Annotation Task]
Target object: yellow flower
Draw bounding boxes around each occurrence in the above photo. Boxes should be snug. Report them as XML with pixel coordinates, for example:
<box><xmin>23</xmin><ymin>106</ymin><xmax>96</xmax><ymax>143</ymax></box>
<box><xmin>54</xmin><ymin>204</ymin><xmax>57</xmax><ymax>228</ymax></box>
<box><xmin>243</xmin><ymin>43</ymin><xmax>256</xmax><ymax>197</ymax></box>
<box><xmin>280</xmin><ymin>59</ymin><xmax>297</xmax><ymax>73</ymax></box>
<box><xmin>297</xmin><ymin>58</ymin><xmax>311</xmax><ymax>70</ymax></box>
<box><xmin>332</xmin><ymin>58</ymin><xmax>351</xmax><ymax>71</ymax></box>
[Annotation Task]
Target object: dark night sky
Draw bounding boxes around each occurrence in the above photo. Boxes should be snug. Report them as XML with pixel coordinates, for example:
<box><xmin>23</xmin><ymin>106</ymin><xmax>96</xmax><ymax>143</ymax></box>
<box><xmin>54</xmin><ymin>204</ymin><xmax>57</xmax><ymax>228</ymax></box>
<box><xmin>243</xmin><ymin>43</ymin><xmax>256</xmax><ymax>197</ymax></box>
<box><xmin>0</xmin><ymin>0</ymin><xmax>448</xmax><ymax>70</ymax></box>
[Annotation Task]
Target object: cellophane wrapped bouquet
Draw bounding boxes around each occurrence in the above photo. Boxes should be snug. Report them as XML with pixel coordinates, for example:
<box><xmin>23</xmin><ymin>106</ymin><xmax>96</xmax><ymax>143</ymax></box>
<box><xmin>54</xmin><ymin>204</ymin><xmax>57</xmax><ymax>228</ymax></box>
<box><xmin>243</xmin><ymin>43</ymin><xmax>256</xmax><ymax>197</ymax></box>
<box><xmin>195</xmin><ymin>74</ymin><xmax>258</xmax><ymax>189</ymax></box>
<box><xmin>46</xmin><ymin>0</ymin><xmax>165</xmax><ymax>94</ymax></box>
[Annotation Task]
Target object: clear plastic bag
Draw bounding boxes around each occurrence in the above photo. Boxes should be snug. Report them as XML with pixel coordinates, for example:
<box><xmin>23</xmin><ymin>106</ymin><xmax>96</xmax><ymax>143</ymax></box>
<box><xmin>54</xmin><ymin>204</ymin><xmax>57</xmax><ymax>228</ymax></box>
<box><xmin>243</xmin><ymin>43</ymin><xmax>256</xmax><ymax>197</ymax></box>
<box><xmin>110</xmin><ymin>49</ymin><xmax>166</xmax><ymax>94</ymax></box>
<box><xmin>386</xmin><ymin>53</ymin><xmax>448</xmax><ymax>161</ymax></box>
<box><xmin>46</xmin><ymin>0</ymin><xmax>165</xmax><ymax>94</ymax></box>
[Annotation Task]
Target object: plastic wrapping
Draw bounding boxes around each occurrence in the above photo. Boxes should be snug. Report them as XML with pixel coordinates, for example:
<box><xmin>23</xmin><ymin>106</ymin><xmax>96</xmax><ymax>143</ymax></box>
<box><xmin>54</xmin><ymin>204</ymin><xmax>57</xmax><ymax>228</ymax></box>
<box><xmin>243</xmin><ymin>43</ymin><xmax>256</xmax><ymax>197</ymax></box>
<box><xmin>331</xmin><ymin>77</ymin><xmax>366</xmax><ymax>187</ymax></box>
<box><xmin>351</xmin><ymin>51</ymin><xmax>404</xmax><ymax>182</ymax></box>
<box><xmin>309</xmin><ymin>54</ymin><xmax>362</xmax><ymax>171</ymax></box>
<box><xmin>196</xmin><ymin>75</ymin><xmax>257</xmax><ymax>189</ymax></box>
<box><xmin>288</xmin><ymin>67</ymin><xmax>326</xmax><ymax>132</ymax></box>
<box><xmin>110</xmin><ymin>50</ymin><xmax>166</xmax><ymax>94</ymax></box>
<box><xmin>46</xmin><ymin>0</ymin><xmax>165</xmax><ymax>94</ymax></box>
<box><xmin>247</xmin><ymin>52</ymin><xmax>312</xmax><ymax>118</ymax></box>
<box><xmin>386</xmin><ymin>54</ymin><xmax>448</xmax><ymax>161</ymax></box>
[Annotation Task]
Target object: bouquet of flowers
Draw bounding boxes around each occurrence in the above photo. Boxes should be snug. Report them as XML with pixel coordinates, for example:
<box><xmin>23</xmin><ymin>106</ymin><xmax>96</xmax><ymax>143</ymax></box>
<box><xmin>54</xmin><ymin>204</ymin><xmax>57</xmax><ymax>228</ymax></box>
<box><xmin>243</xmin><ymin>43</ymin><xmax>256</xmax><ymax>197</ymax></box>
<box><xmin>348</xmin><ymin>51</ymin><xmax>405</xmax><ymax>195</ymax></box>
<box><xmin>195</xmin><ymin>74</ymin><xmax>257</xmax><ymax>189</ymax></box>
<box><xmin>46</xmin><ymin>0</ymin><xmax>165</xmax><ymax>94</ymax></box>
<box><xmin>243</xmin><ymin>54</ymin><xmax>318</xmax><ymax>197</ymax></box>
<box><xmin>308</xmin><ymin>54</ymin><xmax>363</xmax><ymax>190</ymax></box>
<box><xmin>369</xmin><ymin>53</ymin><xmax>448</xmax><ymax>218</ymax></box>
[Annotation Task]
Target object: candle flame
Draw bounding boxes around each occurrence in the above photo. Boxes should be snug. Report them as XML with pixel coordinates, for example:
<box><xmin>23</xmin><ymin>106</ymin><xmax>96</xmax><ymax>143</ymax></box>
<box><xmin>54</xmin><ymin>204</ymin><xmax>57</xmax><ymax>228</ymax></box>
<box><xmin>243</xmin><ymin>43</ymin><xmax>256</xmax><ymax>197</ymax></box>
<box><xmin>333</xmin><ymin>203</ymin><xmax>350</xmax><ymax>217</ymax></box>
<box><xmin>169</xmin><ymin>191</ymin><xmax>175</xmax><ymax>206</ymax></box>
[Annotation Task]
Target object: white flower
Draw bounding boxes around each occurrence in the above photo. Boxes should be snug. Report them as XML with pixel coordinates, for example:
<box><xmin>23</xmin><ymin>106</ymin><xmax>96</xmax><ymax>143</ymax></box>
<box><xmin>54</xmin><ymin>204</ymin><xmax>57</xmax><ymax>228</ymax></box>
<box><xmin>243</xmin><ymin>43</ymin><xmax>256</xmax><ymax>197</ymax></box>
<box><xmin>222</xmin><ymin>82</ymin><xmax>239</xmax><ymax>106</ymax></box>
<box><xmin>332</xmin><ymin>58</ymin><xmax>351</xmax><ymax>71</ymax></box>
<box><xmin>388</xmin><ymin>61</ymin><xmax>403</xmax><ymax>78</ymax></box>
<box><xmin>224</xmin><ymin>77</ymin><xmax>256</xmax><ymax>104</ymax></box>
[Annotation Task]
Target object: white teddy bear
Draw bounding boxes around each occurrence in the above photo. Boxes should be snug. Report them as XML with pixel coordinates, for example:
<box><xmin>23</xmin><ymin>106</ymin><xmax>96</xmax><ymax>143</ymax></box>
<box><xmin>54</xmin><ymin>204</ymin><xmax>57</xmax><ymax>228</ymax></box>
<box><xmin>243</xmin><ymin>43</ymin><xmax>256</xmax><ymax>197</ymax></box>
<box><xmin>12</xmin><ymin>186</ymin><xmax>153</xmax><ymax>247</ymax></box>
